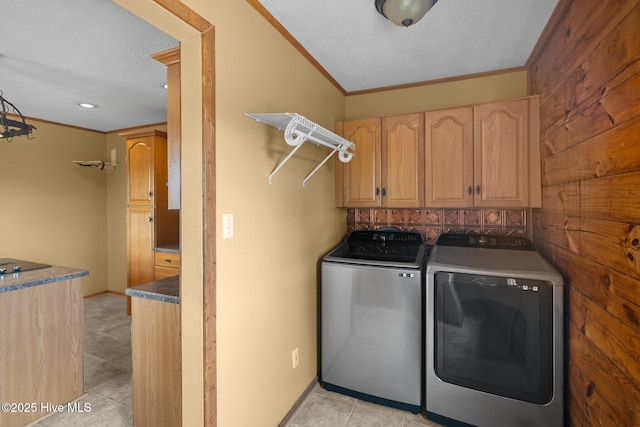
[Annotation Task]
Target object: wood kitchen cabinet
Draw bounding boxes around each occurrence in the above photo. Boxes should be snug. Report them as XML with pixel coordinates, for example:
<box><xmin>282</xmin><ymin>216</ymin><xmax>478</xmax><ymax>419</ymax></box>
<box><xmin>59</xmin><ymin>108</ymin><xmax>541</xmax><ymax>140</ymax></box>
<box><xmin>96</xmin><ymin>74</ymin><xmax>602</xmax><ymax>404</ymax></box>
<box><xmin>336</xmin><ymin>113</ymin><xmax>424</xmax><ymax>208</ymax></box>
<box><xmin>127</xmin><ymin>206</ymin><xmax>155</xmax><ymax>290</ymax></box>
<box><xmin>152</xmin><ymin>47</ymin><xmax>181</xmax><ymax>210</ymax></box>
<box><xmin>424</xmin><ymin>106</ymin><xmax>474</xmax><ymax>207</ymax></box>
<box><xmin>335</xmin><ymin>117</ymin><xmax>380</xmax><ymax>207</ymax></box>
<box><xmin>154</xmin><ymin>251</ymin><xmax>180</xmax><ymax>279</ymax></box>
<box><xmin>122</xmin><ymin>130</ymin><xmax>179</xmax><ymax>314</ymax></box>
<box><xmin>424</xmin><ymin>96</ymin><xmax>541</xmax><ymax>208</ymax></box>
<box><xmin>1</xmin><ymin>273</ymin><xmax>85</xmax><ymax>427</ymax></box>
<box><xmin>131</xmin><ymin>293</ymin><xmax>181</xmax><ymax>427</ymax></box>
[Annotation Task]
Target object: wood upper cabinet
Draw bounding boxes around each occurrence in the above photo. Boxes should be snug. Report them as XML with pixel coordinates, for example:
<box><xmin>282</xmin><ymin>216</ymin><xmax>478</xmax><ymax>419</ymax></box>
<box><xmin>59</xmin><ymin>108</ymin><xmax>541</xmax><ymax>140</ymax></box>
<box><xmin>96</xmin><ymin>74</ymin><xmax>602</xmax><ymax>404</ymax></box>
<box><xmin>338</xmin><ymin>96</ymin><xmax>541</xmax><ymax>209</ymax></box>
<box><xmin>153</xmin><ymin>47</ymin><xmax>181</xmax><ymax>210</ymax></box>
<box><xmin>126</xmin><ymin>131</ymin><xmax>166</xmax><ymax>207</ymax></box>
<box><xmin>424</xmin><ymin>107</ymin><xmax>473</xmax><ymax>207</ymax></box>
<box><xmin>127</xmin><ymin>138</ymin><xmax>154</xmax><ymax>205</ymax></box>
<box><xmin>382</xmin><ymin>114</ymin><xmax>424</xmax><ymax>207</ymax></box>
<box><xmin>336</xmin><ymin>113</ymin><xmax>424</xmax><ymax>208</ymax></box>
<box><xmin>425</xmin><ymin>97</ymin><xmax>541</xmax><ymax>208</ymax></box>
<box><xmin>474</xmin><ymin>99</ymin><xmax>529</xmax><ymax>207</ymax></box>
<box><xmin>336</xmin><ymin>117</ymin><xmax>381</xmax><ymax>207</ymax></box>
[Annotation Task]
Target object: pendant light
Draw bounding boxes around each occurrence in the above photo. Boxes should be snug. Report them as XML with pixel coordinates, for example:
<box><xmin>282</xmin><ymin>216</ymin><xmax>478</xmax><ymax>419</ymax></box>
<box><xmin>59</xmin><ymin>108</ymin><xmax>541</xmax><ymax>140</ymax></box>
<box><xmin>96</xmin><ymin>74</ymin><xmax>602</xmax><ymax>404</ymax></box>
<box><xmin>375</xmin><ymin>0</ymin><xmax>438</xmax><ymax>28</ymax></box>
<box><xmin>0</xmin><ymin>91</ymin><xmax>36</xmax><ymax>140</ymax></box>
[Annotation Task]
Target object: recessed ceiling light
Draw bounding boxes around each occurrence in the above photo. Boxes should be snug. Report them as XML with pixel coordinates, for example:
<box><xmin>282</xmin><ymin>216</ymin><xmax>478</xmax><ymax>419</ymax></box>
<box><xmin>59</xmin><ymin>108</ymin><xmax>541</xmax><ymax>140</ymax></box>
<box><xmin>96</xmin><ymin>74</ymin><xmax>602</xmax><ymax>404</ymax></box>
<box><xmin>162</xmin><ymin>83</ymin><xmax>168</xmax><ymax>89</ymax></box>
<box><xmin>79</xmin><ymin>103</ymin><xmax>96</xmax><ymax>109</ymax></box>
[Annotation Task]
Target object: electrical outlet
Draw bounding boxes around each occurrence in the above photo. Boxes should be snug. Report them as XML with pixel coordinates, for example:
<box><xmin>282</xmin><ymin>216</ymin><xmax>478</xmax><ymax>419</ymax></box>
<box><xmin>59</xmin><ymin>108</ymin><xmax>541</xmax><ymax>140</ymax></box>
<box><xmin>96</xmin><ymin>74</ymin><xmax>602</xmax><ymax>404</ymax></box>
<box><xmin>222</xmin><ymin>214</ymin><xmax>233</xmax><ymax>239</ymax></box>
<box><xmin>292</xmin><ymin>347</ymin><xmax>299</xmax><ymax>369</ymax></box>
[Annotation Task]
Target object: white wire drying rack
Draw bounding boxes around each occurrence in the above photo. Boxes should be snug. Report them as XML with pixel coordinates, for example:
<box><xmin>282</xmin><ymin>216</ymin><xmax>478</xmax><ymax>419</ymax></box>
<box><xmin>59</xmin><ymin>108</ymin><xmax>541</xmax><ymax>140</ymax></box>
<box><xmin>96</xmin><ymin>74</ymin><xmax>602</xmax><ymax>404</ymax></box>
<box><xmin>245</xmin><ymin>112</ymin><xmax>355</xmax><ymax>188</ymax></box>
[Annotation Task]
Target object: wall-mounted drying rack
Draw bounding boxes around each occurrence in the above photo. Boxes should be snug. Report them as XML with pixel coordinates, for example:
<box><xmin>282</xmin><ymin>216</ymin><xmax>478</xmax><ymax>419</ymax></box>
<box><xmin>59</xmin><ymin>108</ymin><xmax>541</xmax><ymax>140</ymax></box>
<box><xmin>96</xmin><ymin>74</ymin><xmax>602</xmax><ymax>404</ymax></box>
<box><xmin>244</xmin><ymin>112</ymin><xmax>355</xmax><ymax>188</ymax></box>
<box><xmin>73</xmin><ymin>148</ymin><xmax>117</xmax><ymax>170</ymax></box>
<box><xmin>73</xmin><ymin>160</ymin><xmax>116</xmax><ymax>170</ymax></box>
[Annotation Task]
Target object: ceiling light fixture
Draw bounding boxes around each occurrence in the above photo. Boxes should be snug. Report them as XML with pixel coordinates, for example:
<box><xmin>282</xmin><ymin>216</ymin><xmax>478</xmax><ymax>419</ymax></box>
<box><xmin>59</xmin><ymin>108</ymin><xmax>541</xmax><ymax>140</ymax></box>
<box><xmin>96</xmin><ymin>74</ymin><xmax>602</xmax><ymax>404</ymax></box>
<box><xmin>375</xmin><ymin>0</ymin><xmax>438</xmax><ymax>27</ymax></box>
<box><xmin>79</xmin><ymin>103</ymin><xmax>97</xmax><ymax>109</ymax></box>
<box><xmin>0</xmin><ymin>91</ymin><xmax>36</xmax><ymax>140</ymax></box>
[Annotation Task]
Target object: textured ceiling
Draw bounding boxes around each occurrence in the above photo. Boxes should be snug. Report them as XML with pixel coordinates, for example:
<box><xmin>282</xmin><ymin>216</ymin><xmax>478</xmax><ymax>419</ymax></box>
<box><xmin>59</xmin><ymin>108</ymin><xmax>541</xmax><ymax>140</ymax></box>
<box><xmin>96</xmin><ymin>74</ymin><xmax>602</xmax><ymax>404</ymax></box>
<box><xmin>0</xmin><ymin>0</ymin><xmax>177</xmax><ymax>133</ymax></box>
<box><xmin>1</xmin><ymin>0</ymin><xmax>558</xmax><ymax>133</ymax></box>
<box><xmin>257</xmin><ymin>0</ymin><xmax>559</xmax><ymax>93</ymax></box>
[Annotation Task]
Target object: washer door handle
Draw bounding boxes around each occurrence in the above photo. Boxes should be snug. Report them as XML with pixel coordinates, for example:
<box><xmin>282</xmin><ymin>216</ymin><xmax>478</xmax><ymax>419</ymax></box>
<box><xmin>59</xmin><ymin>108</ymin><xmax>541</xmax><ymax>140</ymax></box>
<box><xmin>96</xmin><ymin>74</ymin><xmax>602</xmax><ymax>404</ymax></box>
<box><xmin>399</xmin><ymin>273</ymin><xmax>414</xmax><ymax>278</ymax></box>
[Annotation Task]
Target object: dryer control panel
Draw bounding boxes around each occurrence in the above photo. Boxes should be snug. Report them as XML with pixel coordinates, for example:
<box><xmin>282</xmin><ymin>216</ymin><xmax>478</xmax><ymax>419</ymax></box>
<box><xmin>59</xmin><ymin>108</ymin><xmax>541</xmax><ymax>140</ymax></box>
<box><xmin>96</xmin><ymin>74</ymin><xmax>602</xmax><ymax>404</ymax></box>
<box><xmin>435</xmin><ymin>233</ymin><xmax>535</xmax><ymax>251</ymax></box>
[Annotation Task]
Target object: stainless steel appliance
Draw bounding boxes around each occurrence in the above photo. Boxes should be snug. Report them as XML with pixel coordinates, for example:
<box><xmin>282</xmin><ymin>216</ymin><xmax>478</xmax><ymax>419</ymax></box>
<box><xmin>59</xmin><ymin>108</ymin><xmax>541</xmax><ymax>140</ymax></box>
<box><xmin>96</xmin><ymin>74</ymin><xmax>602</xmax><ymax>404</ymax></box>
<box><xmin>321</xmin><ymin>230</ymin><xmax>427</xmax><ymax>413</ymax></box>
<box><xmin>425</xmin><ymin>234</ymin><xmax>564</xmax><ymax>427</ymax></box>
<box><xmin>0</xmin><ymin>258</ymin><xmax>51</xmax><ymax>275</ymax></box>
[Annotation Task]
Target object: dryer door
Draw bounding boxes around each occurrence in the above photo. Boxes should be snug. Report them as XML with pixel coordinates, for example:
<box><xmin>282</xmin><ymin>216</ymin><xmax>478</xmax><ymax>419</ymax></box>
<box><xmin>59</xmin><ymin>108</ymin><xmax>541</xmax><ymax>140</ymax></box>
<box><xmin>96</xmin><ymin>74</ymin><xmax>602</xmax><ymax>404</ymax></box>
<box><xmin>433</xmin><ymin>271</ymin><xmax>554</xmax><ymax>404</ymax></box>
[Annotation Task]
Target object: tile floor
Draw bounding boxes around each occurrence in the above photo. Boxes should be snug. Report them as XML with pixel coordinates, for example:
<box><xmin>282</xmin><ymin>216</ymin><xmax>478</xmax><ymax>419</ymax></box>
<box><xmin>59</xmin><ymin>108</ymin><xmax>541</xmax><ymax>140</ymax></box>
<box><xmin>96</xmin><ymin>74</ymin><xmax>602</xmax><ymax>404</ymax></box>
<box><xmin>30</xmin><ymin>294</ymin><xmax>442</xmax><ymax>427</ymax></box>
<box><xmin>285</xmin><ymin>385</ymin><xmax>444</xmax><ymax>427</ymax></box>
<box><xmin>31</xmin><ymin>294</ymin><xmax>133</xmax><ymax>427</ymax></box>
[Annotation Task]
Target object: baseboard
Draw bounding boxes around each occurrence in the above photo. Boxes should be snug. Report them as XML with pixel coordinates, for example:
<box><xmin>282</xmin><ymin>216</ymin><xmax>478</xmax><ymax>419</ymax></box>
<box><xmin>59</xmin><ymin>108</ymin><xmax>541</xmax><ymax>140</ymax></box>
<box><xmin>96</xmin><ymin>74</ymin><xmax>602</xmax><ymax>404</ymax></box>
<box><xmin>84</xmin><ymin>290</ymin><xmax>127</xmax><ymax>299</ymax></box>
<box><xmin>278</xmin><ymin>378</ymin><xmax>318</xmax><ymax>427</ymax></box>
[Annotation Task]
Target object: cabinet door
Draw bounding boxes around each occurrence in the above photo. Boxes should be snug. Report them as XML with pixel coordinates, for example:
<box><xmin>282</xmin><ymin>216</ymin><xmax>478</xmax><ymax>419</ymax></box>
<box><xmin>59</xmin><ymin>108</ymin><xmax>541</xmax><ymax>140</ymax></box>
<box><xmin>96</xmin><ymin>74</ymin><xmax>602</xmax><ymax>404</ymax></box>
<box><xmin>382</xmin><ymin>114</ymin><xmax>424</xmax><ymax>207</ymax></box>
<box><xmin>131</xmin><ymin>298</ymin><xmax>181</xmax><ymax>426</ymax></box>
<box><xmin>152</xmin><ymin>47</ymin><xmax>181</xmax><ymax>210</ymax></box>
<box><xmin>166</xmin><ymin>58</ymin><xmax>181</xmax><ymax>210</ymax></box>
<box><xmin>127</xmin><ymin>206</ymin><xmax>155</xmax><ymax>288</ymax></box>
<box><xmin>127</xmin><ymin>138</ymin><xmax>155</xmax><ymax>206</ymax></box>
<box><xmin>474</xmin><ymin>99</ymin><xmax>528</xmax><ymax>207</ymax></box>
<box><xmin>425</xmin><ymin>107</ymin><xmax>473</xmax><ymax>207</ymax></box>
<box><xmin>340</xmin><ymin>118</ymin><xmax>381</xmax><ymax>207</ymax></box>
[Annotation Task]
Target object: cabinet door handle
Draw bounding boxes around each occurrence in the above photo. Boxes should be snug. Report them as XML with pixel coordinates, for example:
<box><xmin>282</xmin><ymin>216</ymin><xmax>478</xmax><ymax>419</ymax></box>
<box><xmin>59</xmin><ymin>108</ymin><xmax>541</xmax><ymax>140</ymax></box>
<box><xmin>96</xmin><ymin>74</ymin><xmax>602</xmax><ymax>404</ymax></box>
<box><xmin>149</xmin><ymin>191</ymin><xmax>153</xmax><ymax>197</ymax></box>
<box><xmin>376</xmin><ymin>187</ymin><xmax>380</xmax><ymax>196</ymax></box>
<box><xmin>148</xmin><ymin>216</ymin><xmax>153</xmax><ymax>222</ymax></box>
<box><xmin>381</xmin><ymin>188</ymin><xmax>387</xmax><ymax>196</ymax></box>
<box><xmin>468</xmin><ymin>186</ymin><xmax>473</xmax><ymax>195</ymax></box>
<box><xmin>476</xmin><ymin>185</ymin><xmax>480</xmax><ymax>195</ymax></box>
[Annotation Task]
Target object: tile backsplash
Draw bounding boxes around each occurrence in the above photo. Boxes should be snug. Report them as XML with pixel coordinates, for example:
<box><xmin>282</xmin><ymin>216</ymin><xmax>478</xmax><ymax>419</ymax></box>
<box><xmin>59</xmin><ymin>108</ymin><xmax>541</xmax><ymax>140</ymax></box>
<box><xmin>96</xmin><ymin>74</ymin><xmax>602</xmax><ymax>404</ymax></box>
<box><xmin>347</xmin><ymin>208</ymin><xmax>527</xmax><ymax>244</ymax></box>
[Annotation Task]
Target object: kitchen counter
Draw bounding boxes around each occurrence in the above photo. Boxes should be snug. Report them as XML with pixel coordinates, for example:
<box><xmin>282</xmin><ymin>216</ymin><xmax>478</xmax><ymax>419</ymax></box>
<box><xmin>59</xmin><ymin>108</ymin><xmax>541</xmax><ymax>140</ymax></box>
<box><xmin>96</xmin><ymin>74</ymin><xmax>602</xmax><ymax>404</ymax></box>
<box><xmin>154</xmin><ymin>244</ymin><xmax>180</xmax><ymax>254</ymax></box>
<box><xmin>0</xmin><ymin>265</ymin><xmax>88</xmax><ymax>293</ymax></box>
<box><xmin>125</xmin><ymin>274</ymin><xmax>179</xmax><ymax>304</ymax></box>
<box><xmin>0</xmin><ymin>264</ymin><xmax>87</xmax><ymax>427</ymax></box>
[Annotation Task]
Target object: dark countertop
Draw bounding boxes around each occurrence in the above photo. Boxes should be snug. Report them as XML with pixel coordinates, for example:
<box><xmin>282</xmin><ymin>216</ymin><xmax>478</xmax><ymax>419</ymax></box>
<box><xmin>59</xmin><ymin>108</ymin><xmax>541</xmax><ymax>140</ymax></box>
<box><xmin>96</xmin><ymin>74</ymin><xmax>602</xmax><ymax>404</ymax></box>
<box><xmin>0</xmin><ymin>265</ymin><xmax>89</xmax><ymax>294</ymax></box>
<box><xmin>125</xmin><ymin>275</ymin><xmax>179</xmax><ymax>304</ymax></box>
<box><xmin>154</xmin><ymin>244</ymin><xmax>180</xmax><ymax>254</ymax></box>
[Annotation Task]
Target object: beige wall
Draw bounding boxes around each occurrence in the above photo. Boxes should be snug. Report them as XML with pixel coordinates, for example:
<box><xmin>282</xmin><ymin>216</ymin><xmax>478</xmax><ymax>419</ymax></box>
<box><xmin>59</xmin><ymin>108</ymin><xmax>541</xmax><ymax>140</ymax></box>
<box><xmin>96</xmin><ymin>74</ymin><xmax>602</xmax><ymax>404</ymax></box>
<box><xmin>202</xmin><ymin>2</ymin><xmax>346</xmax><ymax>426</ymax></box>
<box><xmin>345</xmin><ymin>70</ymin><xmax>528</xmax><ymax>119</ymax></box>
<box><xmin>0</xmin><ymin>119</ymin><xmax>108</xmax><ymax>296</ymax></box>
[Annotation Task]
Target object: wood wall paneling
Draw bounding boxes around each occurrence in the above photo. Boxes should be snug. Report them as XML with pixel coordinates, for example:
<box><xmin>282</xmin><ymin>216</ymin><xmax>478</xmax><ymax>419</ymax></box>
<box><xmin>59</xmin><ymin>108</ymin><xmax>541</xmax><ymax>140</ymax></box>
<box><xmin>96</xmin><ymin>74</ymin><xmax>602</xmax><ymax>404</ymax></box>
<box><xmin>542</xmin><ymin>117</ymin><xmax>640</xmax><ymax>186</ymax></box>
<box><xmin>541</xmin><ymin>67</ymin><xmax>640</xmax><ymax>159</ymax></box>
<box><xmin>529</xmin><ymin>0</ymin><xmax>640</xmax><ymax>424</ymax></box>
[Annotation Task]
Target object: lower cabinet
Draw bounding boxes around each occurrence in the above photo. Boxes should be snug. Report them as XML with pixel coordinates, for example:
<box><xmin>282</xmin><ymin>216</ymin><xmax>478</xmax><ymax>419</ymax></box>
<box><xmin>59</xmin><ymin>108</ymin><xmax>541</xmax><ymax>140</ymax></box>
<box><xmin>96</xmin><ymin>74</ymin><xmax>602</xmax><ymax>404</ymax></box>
<box><xmin>154</xmin><ymin>251</ymin><xmax>180</xmax><ymax>279</ymax></box>
<box><xmin>131</xmin><ymin>296</ymin><xmax>181</xmax><ymax>427</ymax></box>
<box><xmin>0</xmin><ymin>277</ymin><xmax>84</xmax><ymax>427</ymax></box>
